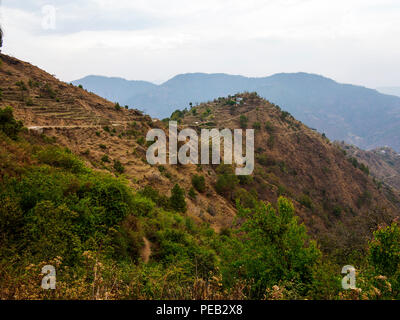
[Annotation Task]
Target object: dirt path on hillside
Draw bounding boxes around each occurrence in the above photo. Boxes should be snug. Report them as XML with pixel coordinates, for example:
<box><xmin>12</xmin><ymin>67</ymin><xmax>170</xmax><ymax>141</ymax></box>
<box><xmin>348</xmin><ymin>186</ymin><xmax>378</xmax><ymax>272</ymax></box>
<box><xmin>27</xmin><ymin>123</ymin><xmax>129</xmax><ymax>130</ymax></box>
<box><xmin>141</xmin><ymin>237</ymin><xmax>152</xmax><ymax>263</ymax></box>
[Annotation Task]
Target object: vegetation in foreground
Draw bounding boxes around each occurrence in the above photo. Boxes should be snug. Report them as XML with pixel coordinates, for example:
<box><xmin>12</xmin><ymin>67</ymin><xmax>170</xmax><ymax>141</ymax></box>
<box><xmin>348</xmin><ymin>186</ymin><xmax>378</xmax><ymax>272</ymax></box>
<box><xmin>0</xmin><ymin>107</ymin><xmax>400</xmax><ymax>300</ymax></box>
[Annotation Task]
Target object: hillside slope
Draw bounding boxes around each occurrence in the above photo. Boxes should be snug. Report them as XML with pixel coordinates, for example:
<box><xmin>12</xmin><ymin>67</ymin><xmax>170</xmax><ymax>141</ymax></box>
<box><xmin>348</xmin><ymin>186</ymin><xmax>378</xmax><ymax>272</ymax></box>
<box><xmin>2</xmin><ymin>53</ymin><xmax>400</xmax><ymax>257</ymax></box>
<box><xmin>0</xmin><ymin>53</ymin><xmax>238</xmax><ymax>231</ymax></box>
<box><xmin>73</xmin><ymin>72</ymin><xmax>400</xmax><ymax>151</ymax></box>
<box><xmin>336</xmin><ymin>141</ymin><xmax>400</xmax><ymax>193</ymax></box>
<box><xmin>3</xmin><ymin>54</ymin><xmax>400</xmax><ymax>299</ymax></box>
<box><xmin>177</xmin><ymin>94</ymin><xmax>400</xmax><ymax>255</ymax></box>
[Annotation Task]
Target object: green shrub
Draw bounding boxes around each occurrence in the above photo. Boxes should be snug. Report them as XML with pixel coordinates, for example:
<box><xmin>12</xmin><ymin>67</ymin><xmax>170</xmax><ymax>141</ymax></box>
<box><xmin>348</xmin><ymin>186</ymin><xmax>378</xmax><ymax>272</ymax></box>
<box><xmin>28</xmin><ymin>79</ymin><xmax>39</xmax><ymax>88</ymax></box>
<box><xmin>277</xmin><ymin>185</ymin><xmax>287</xmax><ymax>196</ymax></box>
<box><xmin>0</xmin><ymin>107</ymin><xmax>23</xmax><ymax>140</ymax></box>
<box><xmin>24</xmin><ymin>201</ymin><xmax>82</xmax><ymax>262</ymax></box>
<box><xmin>113</xmin><ymin>159</ymin><xmax>125</xmax><ymax>174</ymax></box>
<box><xmin>15</xmin><ymin>80</ymin><xmax>27</xmax><ymax>91</ymax></box>
<box><xmin>169</xmin><ymin>184</ymin><xmax>187</xmax><ymax>212</ymax></box>
<box><xmin>298</xmin><ymin>194</ymin><xmax>313</xmax><ymax>209</ymax></box>
<box><xmin>265</xmin><ymin>121</ymin><xmax>274</xmax><ymax>133</ymax></box>
<box><xmin>239</xmin><ymin>115</ymin><xmax>248</xmax><ymax>129</ymax></box>
<box><xmin>137</xmin><ymin>136</ymin><xmax>145</xmax><ymax>146</ymax></box>
<box><xmin>252</xmin><ymin>122</ymin><xmax>261</xmax><ymax>130</ymax></box>
<box><xmin>26</xmin><ymin>97</ymin><xmax>34</xmax><ymax>106</ymax></box>
<box><xmin>188</xmin><ymin>187</ymin><xmax>197</xmax><ymax>199</ymax></box>
<box><xmin>44</xmin><ymin>83</ymin><xmax>56</xmax><ymax>99</ymax></box>
<box><xmin>280</xmin><ymin>110</ymin><xmax>291</xmax><ymax>121</ymax></box>
<box><xmin>349</xmin><ymin>157</ymin><xmax>359</xmax><ymax>168</ymax></box>
<box><xmin>114</xmin><ymin>102</ymin><xmax>122</xmax><ymax>111</ymax></box>
<box><xmin>112</xmin><ymin>214</ymin><xmax>143</xmax><ymax>262</ymax></box>
<box><xmin>101</xmin><ymin>155</ymin><xmax>110</xmax><ymax>163</ymax></box>
<box><xmin>234</xmin><ymin>188</ymin><xmax>257</xmax><ymax>209</ymax></box>
<box><xmin>0</xmin><ymin>195</ymin><xmax>24</xmax><ymax>249</ymax></box>
<box><xmin>359</xmin><ymin>163</ymin><xmax>370</xmax><ymax>175</ymax></box>
<box><xmin>369</xmin><ymin>223</ymin><xmax>400</xmax><ymax>277</ymax></box>
<box><xmin>215</xmin><ymin>172</ymin><xmax>238</xmax><ymax>197</ymax></box>
<box><xmin>139</xmin><ymin>186</ymin><xmax>170</xmax><ymax>210</ymax></box>
<box><xmin>36</xmin><ymin>146</ymin><xmax>87</xmax><ymax>174</ymax></box>
<box><xmin>191</xmin><ymin>174</ymin><xmax>206</xmax><ymax>193</ymax></box>
<box><xmin>170</xmin><ymin>109</ymin><xmax>185</xmax><ymax>121</ymax></box>
<box><xmin>267</xmin><ymin>135</ymin><xmax>275</xmax><ymax>148</ymax></box>
<box><xmin>131</xmin><ymin>196</ymin><xmax>155</xmax><ymax>217</ymax></box>
<box><xmin>256</xmin><ymin>154</ymin><xmax>276</xmax><ymax>166</ymax></box>
<box><xmin>221</xmin><ymin>197</ymin><xmax>321</xmax><ymax>298</ymax></box>
<box><xmin>332</xmin><ymin>205</ymin><xmax>342</xmax><ymax>217</ymax></box>
<box><xmin>238</xmin><ymin>174</ymin><xmax>253</xmax><ymax>185</ymax></box>
<box><xmin>357</xmin><ymin>190</ymin><xmax>372</xmax><ymax>208</ymax></box>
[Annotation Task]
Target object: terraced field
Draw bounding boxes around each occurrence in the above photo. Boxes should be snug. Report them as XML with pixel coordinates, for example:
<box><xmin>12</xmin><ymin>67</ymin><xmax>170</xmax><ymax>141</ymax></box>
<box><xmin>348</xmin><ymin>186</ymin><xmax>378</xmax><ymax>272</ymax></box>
<box><xmin>0</xmin><ymin>53</ymin><xmax>142</xmax><ymax>127</ymax></box>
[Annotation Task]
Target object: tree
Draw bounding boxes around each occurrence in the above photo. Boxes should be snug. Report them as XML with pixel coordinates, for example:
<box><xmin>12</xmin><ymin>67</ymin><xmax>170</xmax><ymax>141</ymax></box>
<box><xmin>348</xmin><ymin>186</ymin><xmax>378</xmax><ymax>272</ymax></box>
<box><xmin>239</xmin><ymin>115</ymin><xmax>248</xmax><ymax>129</ymax></box>
<box><xmin>0</xmin><ymin>107</ymin><xmax>23</xmax><ymax>140</ymax></box>
<box><xmin>222</xmin><ymin>197</ymin><xmax>321</xmax><ymax>298</ymax></box>
<box><xmin>215</xmin><ymin>165</ymin><xmax>238</xmax><ymax>198</ymax></box>
<box><xmin>114</xmin><ymin>102</ymin><xmax>122</xmax><ymax>111</ymax></box>
<box><xmin>366</xmin><ymin>222</ymin><xmax>400</xmax><ymax>298</ymax></box>
<box><xmin>191</xmin><ymin>174</ymin><xmax>206</xmax><ymax>193</ymax></box>
<box><xmin>25</xmin><ymin>201</ymin><xmax>82</xmax><ymax>263</ymax></box>
<box><xmin>369</xmin><ymin>223</ymin><xmax>400</xmax><ymax>277</ymax></box>
<box><xmin>215</xmin><ymin>173</ymin><xmax>238</xmax><ymax>198</ymax></box>
<box><xmin>169</xmin><ymin>184</ymin><xmax>187</xmax><ymax>212</ymax></box>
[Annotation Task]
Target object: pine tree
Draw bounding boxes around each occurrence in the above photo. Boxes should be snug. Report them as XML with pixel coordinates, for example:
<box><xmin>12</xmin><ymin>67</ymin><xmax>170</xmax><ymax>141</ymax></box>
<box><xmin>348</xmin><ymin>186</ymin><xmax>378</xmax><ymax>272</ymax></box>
<box><xmin>170</xmin><ymin>184</ymin><xmax>187</xmax><ymax>212</ymax></box>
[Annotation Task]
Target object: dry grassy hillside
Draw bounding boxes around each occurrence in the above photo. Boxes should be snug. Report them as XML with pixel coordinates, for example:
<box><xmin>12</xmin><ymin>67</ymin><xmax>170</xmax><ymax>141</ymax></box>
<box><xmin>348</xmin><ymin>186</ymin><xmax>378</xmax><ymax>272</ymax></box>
<box><xmin>0</xmin><ymin>53</ymin><xmax>237</xmax><ymax>231</ymax></box>
<box><xmin>1</xmin><ymin>53</ymin><xmax>399</xmax><ymax>255</ymax></box>
<box><xmin>335</xmin><ymin>141</ymin><xmax>400</xmax><ymax>193</ymax></box>
<box><xmin>179</xmin><ymin>93</ymin><xmax>400</xmax><ymax>254</ymax></box>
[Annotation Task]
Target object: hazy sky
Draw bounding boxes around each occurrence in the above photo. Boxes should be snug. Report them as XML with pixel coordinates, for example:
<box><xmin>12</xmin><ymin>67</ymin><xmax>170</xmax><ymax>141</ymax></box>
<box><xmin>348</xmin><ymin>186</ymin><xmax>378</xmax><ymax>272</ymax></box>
<box><xmin>1</xmin><ymin>0</ymin><xmax>399</xmax><ymax>87</ymax></box>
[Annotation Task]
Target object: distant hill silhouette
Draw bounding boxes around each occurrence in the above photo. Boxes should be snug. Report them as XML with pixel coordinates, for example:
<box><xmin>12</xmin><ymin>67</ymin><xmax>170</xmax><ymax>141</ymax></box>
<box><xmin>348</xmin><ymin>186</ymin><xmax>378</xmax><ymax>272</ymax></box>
<box><xmin>73</xmin><ymin>73</ymin><xmax>400</xmax><ymax>151</ymax></box>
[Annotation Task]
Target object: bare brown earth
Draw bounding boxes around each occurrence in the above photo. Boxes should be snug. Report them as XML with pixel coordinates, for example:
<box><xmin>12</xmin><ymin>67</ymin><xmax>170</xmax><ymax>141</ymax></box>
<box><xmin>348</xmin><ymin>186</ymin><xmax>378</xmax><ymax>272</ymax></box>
<box><xmin>141</xmin><ymin>237</ymin><xmax>152</xmax><ymax>263</ymax></box>
<box><xmin>1</xmin><ymin>53</ymin><xmax>399</xmax><ymax>254</ymax></box>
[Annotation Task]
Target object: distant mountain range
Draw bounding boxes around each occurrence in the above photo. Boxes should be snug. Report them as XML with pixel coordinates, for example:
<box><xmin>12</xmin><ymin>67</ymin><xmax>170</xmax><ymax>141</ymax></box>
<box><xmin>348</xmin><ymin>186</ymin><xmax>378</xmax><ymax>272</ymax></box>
<box><xmin>72</xmin><ymin>73</ymin><xmax>400</xmax><ymax>151</ymax></box>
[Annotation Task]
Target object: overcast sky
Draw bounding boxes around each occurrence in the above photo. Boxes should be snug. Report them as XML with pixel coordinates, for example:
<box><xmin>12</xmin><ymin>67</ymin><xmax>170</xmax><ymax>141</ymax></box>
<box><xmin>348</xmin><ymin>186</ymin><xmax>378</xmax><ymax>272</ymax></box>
<box><xmin>1</xmin><ymin>0</ymin><xmax>399</xmax><ymax>87</ymax></box>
